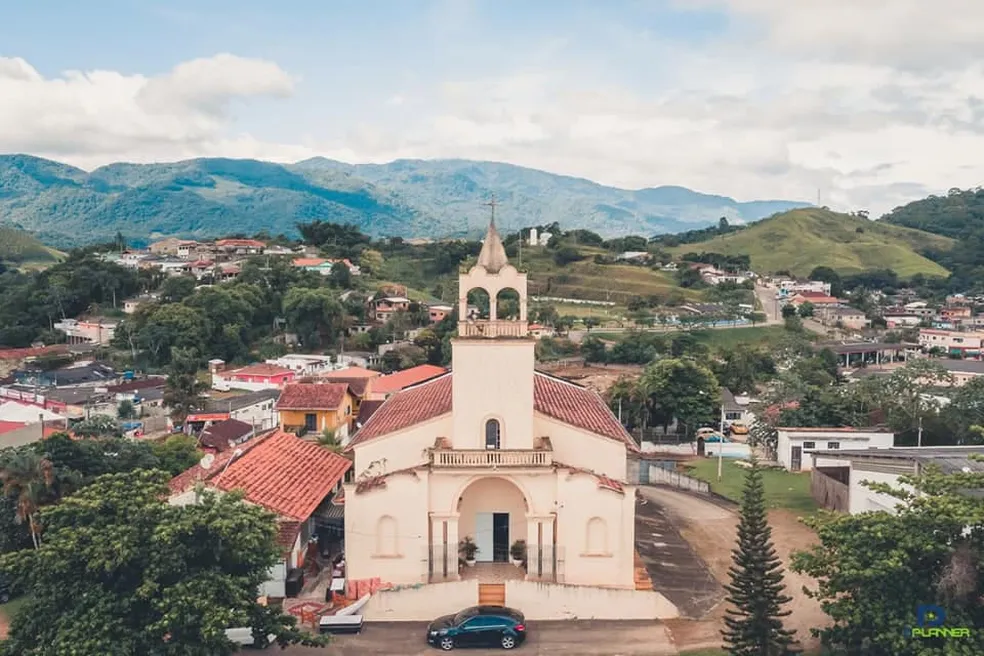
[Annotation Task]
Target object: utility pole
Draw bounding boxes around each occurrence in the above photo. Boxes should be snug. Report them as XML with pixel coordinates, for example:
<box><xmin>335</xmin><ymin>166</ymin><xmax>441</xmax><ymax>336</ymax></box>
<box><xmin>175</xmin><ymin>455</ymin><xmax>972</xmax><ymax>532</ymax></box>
<box><xmin>917</xmin><ymin>415</ymin><xmax>923</xmax><ymax>448</ymax></box>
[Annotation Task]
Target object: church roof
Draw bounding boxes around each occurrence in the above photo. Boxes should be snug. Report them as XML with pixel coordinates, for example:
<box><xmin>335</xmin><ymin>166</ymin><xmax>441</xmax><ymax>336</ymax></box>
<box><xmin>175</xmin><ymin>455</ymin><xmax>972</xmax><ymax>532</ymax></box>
<box><xmin>347</xmin><ymin>370</ymin><xmax>638</xmax><ymax>451</ymax></box>
<box><xmin>476</xmin><ymin>219</ymin><xmax>509</xmax><ymax>273</ymax></box>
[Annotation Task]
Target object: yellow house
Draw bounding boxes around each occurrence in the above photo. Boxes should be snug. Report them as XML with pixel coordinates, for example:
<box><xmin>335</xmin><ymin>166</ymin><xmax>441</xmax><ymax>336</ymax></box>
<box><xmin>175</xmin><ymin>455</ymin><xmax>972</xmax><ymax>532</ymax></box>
<box><xmin>276</xmin><ymin>382</ymin><xmax>354</xmax><ymax>442</ymax></box>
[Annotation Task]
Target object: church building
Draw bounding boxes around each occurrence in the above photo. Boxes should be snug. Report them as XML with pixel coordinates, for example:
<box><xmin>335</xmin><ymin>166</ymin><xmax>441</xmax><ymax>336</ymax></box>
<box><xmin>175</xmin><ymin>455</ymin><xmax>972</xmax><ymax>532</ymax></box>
<box><xmin>343</xmin><ymin>216</ymin><xmax>642</xmax><ymax>602</ymax></box>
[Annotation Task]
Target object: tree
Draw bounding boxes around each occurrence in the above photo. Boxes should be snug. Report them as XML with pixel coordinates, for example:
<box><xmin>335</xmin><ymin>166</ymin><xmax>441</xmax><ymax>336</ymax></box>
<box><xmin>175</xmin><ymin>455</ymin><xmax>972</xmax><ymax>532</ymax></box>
<box><xmin>722</xmin><ymin>459</ymin><xmax>799</xmax><ymax>655</ymax></box>
<box><xmin>792</xmin><ymin>464</ymin><xmax>984</xmax><ymax>655</ymax></box>
<box><xmin>329</xmin><ymin>262</ymin><xmax>352</xmax><ymax>289</ymax></box>
<box><xmin>797</xmin><ymin>302</ymin><xmax>814</xmax><ymax>318</ymax></box>
<box><xmin>117</xmin><ymin>399</ymin><xmax>137</xmax><ymax>420</ymax></box>
<box><xmin>638</xmin><ymin>358</ymin><xmax>719</xmax><ymax>435</ymax></box>
<box><xmin>149</xmin><ymin>435</ymin><xmax>202</xmax><ymax>476</ymax></box>
<box><xmin>160</xmin><ymin>275</ymin><xmax>197</xmax><ymax>303</ymax></box>
<box><xmin>163</xmin><ymin>347</ymin><xmax>207</xmax><ymax>425</ymax></box>
<box><xmin>0</xmin><ymin>451</ymin><xmax>56</xmax><ymax>549</ymax></box>
<box><xmin>358</xmin><ymin>249</ymin><xmax>384</xmax><ymax>276</ymax></box>
<box><xmin>581</xmin><ymin>335</ymin><xmax>607</xmax><ymax>363</ymax></box>
<box><xmin>781</xmin><ymin>304</ymin><xmax>797</xmax><ymax>319</ymax></box>
<box><xmin>73</xmin><ymin>414</ymin><xmax>121</xmax><ymax>438</ymax></box>
<box><xmin>283</xmin><ymin>287</ymin><xmax>344</xmax><ymax>348</ymax></box>
<box><xmin>583</xmin><ymin>316</ymin><xmax>601</xmax><ymax>331</ymax></box>
<box><xmin>0</xmin><ymin>470</ymin><xmax>327</xmax><ymax>655</ymax></box>
<box><xmin>748</xmin><ymin>312</ymin><xmax>767</xmax><ymax>326</ymax></box>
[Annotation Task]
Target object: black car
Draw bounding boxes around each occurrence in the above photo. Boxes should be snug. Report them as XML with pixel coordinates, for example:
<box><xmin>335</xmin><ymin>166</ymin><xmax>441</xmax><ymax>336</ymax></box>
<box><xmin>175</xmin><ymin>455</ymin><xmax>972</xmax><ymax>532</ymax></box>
<box><xmin>426</xmin><ymin>606</ymin><xmax>526</xmax><ymax>650</ymax></box>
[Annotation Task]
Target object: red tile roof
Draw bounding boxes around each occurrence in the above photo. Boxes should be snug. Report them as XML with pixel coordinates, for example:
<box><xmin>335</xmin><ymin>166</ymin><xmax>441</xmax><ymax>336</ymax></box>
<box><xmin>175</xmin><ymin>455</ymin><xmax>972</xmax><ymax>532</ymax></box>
<box><xmin>0</xmin><ymin>345</ymin><xmax>67</xmax><ymax>361</ymax></box>
<box><xmin>168</xmin><ymin>432</ymin><xmax>274</xmax><ymax>495</ymax></box>
<box><xmin>347</xmin><ymin>374</ymin><xmax>453</xmax><ymax>446</ymax></box>
<box><xmin>321</xmin><ymin>377</ymin><xmax>371</xmax><ymax>398</ymax></box>
<box><xmin>293</xmin><ymin>258</ymin><xmax>327</xmax><ymax>267</ymax></box>
<box><xmin>371</xmin><ymin>365</ymin><xmax>447</xmax><ymax>396</ymax></box>
<box><xmin>215</xmin><ymin>238</ymin><xmax>265</xmax><ymax>248</ymax></box>
<box><xmin>322</xmin><ymin>366</ymin><xmax>380</xmax><ymax>380</ymax></box>
<box><xmin>211</xmin><ymin>430</ymin><xmax>351</xmax><ymax>520</ymax></box>
<box><xmin>276</xmin><ymin>383</ymin><xmax>350</xmax><ymax>410</ymax></box>
<box><xmin>276</xmin><ymin>520</ymin><xmax>301</xmax><ymax>551</ymax></box>
<box><xmin>348</xmin><ymin>371</ymin><xmax>637</xmax><ymax>451</ymax></box>
<box><xmin>534</xmin><ymin>373</ymin><xmax>638</xmax><ymax>450</ymax></box>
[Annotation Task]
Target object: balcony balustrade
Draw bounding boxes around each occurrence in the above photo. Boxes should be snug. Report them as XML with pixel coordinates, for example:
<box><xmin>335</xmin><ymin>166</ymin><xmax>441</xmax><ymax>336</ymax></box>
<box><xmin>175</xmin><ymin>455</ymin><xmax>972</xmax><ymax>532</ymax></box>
<box><xmin>431</xmin><ymin>448</ymin><xmax>552</xmax><ymax>468</ymax></box>
<box><xmin>458</xmin><ymin>320</ymin><xmax>529</xmax><ymax>338</ymax></box>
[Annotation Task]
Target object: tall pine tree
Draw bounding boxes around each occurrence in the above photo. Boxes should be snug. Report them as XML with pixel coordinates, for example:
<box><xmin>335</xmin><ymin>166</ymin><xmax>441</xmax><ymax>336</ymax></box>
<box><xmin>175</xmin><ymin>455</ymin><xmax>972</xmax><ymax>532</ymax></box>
<box><xmin>722</xmin><ymin>459</ymin><xmax>799</xmax><ymax>655</ymax></box>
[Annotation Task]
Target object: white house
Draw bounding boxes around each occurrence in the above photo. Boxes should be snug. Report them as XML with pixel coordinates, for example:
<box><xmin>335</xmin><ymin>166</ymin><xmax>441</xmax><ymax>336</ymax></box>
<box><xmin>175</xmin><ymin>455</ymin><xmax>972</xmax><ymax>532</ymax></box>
<box><xmin>341</xmin><ymin>218</ymin><xmax>669</xmax><ymax>620</ymax></box>
<box><xmin>776</xmin><ymin>427</ymin><xmax>895</xmax><ymax>471</ymax></box>
<box><xmin>809</xmin><ymin>446</ymin><xmax>984</xmax><ymax>514</ymax></box>
<box><xmin>265</xmin><ymin>354</ymin><xmax>337</xmax><ymax>376</ymax></box>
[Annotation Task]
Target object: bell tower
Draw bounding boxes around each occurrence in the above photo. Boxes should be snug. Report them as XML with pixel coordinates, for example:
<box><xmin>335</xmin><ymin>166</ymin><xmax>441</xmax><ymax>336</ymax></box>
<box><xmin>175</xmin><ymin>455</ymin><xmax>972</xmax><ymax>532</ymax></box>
<box><xmin>451</xmin><ymin>198</ymin><xmax>535</xmax><ymax>450</ymax></box>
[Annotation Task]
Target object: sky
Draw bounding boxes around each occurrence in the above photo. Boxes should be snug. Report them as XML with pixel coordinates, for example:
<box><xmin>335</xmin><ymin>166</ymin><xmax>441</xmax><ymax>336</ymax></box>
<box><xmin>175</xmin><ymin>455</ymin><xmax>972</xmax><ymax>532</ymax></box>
<box><xmin>2</xmin><ymin>0</ymin><xmax>984</xmax><ymax>216</ymax></box>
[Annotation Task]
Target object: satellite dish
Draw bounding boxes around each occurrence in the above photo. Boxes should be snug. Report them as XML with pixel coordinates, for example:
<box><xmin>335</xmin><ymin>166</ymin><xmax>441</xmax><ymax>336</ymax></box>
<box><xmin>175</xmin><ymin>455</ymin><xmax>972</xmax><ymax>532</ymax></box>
<box><xmin>199</xmin><ymin>453</ymin><xmax>215</xmax><ymax>470</ymax></box>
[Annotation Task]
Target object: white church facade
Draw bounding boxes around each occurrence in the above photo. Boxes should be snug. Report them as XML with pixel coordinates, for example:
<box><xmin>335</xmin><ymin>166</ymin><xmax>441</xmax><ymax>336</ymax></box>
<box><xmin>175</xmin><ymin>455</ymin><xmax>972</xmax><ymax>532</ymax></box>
<box><xmin>343</xmin><ymin>217</ymin><xmax>649</xmax><ymax>607</ymax></box>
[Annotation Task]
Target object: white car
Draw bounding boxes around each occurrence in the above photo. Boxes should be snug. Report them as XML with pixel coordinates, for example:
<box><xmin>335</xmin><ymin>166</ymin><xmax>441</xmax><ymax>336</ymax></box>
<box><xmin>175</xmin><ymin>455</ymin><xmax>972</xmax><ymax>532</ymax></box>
<box><xmin>225</xmin><ymin>627</ymin><xmax>276</xmax><ymax>649</ymax></box>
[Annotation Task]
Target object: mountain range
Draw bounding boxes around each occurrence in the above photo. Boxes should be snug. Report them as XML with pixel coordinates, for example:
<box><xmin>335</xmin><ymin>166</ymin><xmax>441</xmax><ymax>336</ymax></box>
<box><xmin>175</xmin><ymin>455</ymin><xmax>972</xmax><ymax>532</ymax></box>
<box><xmin>0</xmin><ymin>154</ymin><xmax>808</xmax><ymax>247</ymax></box>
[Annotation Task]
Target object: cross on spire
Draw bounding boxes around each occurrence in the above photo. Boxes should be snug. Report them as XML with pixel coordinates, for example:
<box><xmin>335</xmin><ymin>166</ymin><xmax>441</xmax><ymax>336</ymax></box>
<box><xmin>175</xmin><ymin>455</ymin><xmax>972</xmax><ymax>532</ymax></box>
<box><xmin>484</xmin><ymin>194</ymin><xmax>498</xmax><ymax>226</ymax></box>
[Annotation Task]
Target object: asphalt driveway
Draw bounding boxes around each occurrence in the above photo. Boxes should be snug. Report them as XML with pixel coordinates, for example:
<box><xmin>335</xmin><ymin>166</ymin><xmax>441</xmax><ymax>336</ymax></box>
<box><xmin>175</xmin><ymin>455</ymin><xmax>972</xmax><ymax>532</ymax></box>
<box><xmin>277</xmin><ymin>620</ymin><xmax>677</xmax><ymax>655</ymax></box>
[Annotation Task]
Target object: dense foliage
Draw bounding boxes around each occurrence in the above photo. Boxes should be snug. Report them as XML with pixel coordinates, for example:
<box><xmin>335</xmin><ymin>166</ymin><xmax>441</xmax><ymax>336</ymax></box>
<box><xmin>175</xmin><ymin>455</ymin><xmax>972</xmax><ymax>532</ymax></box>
<box><xmin>792</xmin><ymin>464</ymin><xmax>984</xmax><ymax>655</ymax></box>
<box><xmin>0</xmin><ymin>470</ymin><xmax>325</xmax><ymax>655</ymax></box>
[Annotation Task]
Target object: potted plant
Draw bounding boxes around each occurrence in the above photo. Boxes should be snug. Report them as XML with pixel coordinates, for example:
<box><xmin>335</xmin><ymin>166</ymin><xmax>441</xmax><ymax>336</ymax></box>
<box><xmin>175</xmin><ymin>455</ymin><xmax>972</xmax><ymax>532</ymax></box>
<box><xmin>459</xmin><ymin>536</ymin><xmax>479</xmax><ymax>566</ymax></box>
<box><xmin>509</xmin><ymin>539</ymin><xmax>527</xmax><ymax>567</ymax></box>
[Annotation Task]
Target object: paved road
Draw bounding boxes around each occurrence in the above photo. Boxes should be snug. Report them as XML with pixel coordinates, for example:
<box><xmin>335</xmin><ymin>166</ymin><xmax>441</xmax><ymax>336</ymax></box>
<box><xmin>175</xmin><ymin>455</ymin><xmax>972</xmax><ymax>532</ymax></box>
<box><xmin>277</xmin><ymin>620</ymin><xmax>677</xmax><ymax>655</ymax></box>
<box><xmin>753</xmin><ymin>284</ymin><xmax>782</xmax><ymax>325</ymax></box>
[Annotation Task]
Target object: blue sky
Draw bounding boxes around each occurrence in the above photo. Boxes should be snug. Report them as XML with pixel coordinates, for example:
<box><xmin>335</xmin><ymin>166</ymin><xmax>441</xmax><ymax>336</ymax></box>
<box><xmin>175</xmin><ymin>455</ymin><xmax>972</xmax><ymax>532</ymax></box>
<box><xmin>1</xmin><ymin>1</ymin><xmax>982</xmax><ymax>214</ymax></box>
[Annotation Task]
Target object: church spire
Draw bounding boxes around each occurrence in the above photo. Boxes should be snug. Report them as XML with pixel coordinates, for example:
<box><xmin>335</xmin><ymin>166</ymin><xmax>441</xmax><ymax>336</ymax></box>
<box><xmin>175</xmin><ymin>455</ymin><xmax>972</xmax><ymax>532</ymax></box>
<box><xmin>476</xmin><ymin>194</ymin><xmax>508</xmax><ymax>273</ymax></box>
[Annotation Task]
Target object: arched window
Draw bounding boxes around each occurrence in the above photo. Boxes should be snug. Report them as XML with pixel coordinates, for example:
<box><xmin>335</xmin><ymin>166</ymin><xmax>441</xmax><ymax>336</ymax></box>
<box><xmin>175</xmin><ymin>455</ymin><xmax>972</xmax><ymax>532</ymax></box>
<box><xmin>376</xmin><ymin>515</ymin><xmax>398</xmax><ymax>556</ymax></box>
<box><xmin>585</xmin><ymin>517</ymin><xmax>608</xmax><ymax>555</ymax></box>
<box><xmin>485</xmin><ymin>419</ymin><xmax>501</xmax><ymax>450</ymax></box>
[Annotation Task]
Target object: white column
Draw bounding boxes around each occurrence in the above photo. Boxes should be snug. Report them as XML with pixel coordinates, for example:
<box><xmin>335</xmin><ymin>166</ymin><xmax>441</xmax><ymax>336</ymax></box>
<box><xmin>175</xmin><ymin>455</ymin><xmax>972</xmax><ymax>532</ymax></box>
<box><xmin>430</xmin><ymin>513</ymin><xmax>460</xmax><ymax>581</ymax></box>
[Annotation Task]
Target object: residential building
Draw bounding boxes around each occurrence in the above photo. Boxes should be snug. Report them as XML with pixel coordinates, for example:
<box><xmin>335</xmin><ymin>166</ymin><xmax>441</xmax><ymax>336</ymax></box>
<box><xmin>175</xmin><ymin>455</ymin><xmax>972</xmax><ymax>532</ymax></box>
<box><xmin>189</xmin><ymin>260</ymin><xmax>215</xmax><ymax>279</ymax></box>
<box><xmin>123</xmin><ymin>294</ymin><xmax>158</xmax><ymax>314</ymax></box>
<box><xmin>343</xmin><ymin>218</ymin><xmax>642</xmax><ymax>604</ymax></box>
<box><xmin>934</xmin><ymin>359</ymin><xmax>984</xmax><ymax>387</ymax></box>
<box><xmin>809</xmin><ymin>446</ymin><xmax>984</xmax><ymax>514</ymax></box>
<box><xmin>148</xmin><ymin>238</ymin><xmax>184</xmax><ymax>256</ymax></box>
<box><xmin>199</xmin><ymin>418</ymin><xmax>255</xmax><ymax>452</ymax></box>
<box><xmin>817</xmin><ymin>341</ymin><xmax>911</xmax><ymax>367</ymax></box>
<box><xmin>776</xmin><ymin>427</ymin><xmax>895</xmax><ymax>471</ymax></box>
<box><xmin>53</xmin><ymin>319</ymin><xmax>118</xmax><ymax>345</ymax></box>
<box><xmin>777</xmin><ymin>280</ymin><xmax>832</xmax><ymax>296</ymax></box>
<box><xmin>214</xmin><ymin>238</ymin><xmax>265</xmax><ymax>256</ymax></box>
<box><xmin>370</xmin><ymin>296</ymin><xmax>411</xmax><ymax>322</ymax></box>
<box><xmin>883</xmin><ymin>312</ymin><xmax>922</xmax><ymax>328</ymax></box>
<box><xmin>211</xmin><ymin>363</ymin><xmax>296</xmax><ymax>392</ymax></box>
<box><xmin>904</xmin><ymin>302</ymin><xmax>937</xmax><ymax>317</ymax></box>
<box><xmin>527</xmin><ymin>323</ymin><xmax>555</xmax><ymax>339</ymax></box>
<box><xmin>918</xmin><ymin>329</ymin><xmax>984</xmax><ymax>356</ymax></box>
<box><xmin>276</xmin><ymin>382</ymin><xmax>355</xmax><ymax>441</ymax></box>
<box><xmin>265</xmin><ymin>354</ymin><xmax>337</xmax><ymax>376</ymax></box>
<box><xmin>14</xmin><ymin>362</ymin><xmax>117</xmax><ymax>389</ymax></box>
<box><xmin>787</xmin><ymin>291</ymin><xmax>841</xmax><ymax>308</ymax></box>
<box><xmin>428</xmin><ymin>304</ymin><xmax>454</xmax><ymax>323</ymax></box>
<box><xmin>940</xmin><ymin>306</ymin><xmax>972</xmax><ymax>323</ymax></box>
<box><xmin>189</xmin><ymin>388</ymin><xmax>281</xmax><ymax>432</ymax></box>
<box><xmin>292</xmin><ymin>257</ymin><xmax>334</xmax><ymax>275</ymax></box>
<box><xmin>719</xmin><ymin>388</ymin><xmax>754</xmax><ymax>431</ymax></box>
<box><xmin>168</xmin><ymin>430</ymin><xmax>351</xmax><ymax>599</ymax></box>
<box><xmin>820</xmin><ymin>306</ymin><xmax>869</xmax><ymax>330</ymax></box>
<box><xmin>176</xmin><ymin>241</ymin><xmax>200</xmax><ymax>259</ymax></box>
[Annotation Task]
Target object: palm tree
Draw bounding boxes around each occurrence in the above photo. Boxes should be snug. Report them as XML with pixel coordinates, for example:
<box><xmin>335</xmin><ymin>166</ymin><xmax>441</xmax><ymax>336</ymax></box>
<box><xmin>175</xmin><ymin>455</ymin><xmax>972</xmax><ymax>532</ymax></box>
<box><xmin>0</xmin><ymin>451</ymin><xmax>56</xmax><ymax>549</ymax></box>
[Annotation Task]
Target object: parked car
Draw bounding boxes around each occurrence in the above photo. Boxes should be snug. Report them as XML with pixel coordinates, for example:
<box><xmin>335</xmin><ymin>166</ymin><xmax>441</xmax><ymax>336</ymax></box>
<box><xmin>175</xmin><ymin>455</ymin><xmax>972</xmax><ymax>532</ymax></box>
<box><xmin>730</xmin><ymin>422</ymin><xmax>749</xmax><ymax>436</ymax></box>
<box><xmin>696</xmin><ymin>427</ymin><xmax>727</xmax><ymax>442</ymax></box>
<box><xmin>426</xmin><ymin>605</ymin><xmax>527</xmax><ymax>650</ymax></box>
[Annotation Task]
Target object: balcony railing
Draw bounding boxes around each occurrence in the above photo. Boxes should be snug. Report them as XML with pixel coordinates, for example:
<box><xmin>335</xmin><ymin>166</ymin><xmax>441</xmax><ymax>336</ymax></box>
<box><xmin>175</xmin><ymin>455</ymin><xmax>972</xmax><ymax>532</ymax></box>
<box><xmin>458</xmin><ymin>320</ymin><xmax>529</xmax><ymax>338</ymax></box>
<box><xmin>431</xmin><ymin>449</ymin><xmax>553</xmax><ymax>468</ymax></box>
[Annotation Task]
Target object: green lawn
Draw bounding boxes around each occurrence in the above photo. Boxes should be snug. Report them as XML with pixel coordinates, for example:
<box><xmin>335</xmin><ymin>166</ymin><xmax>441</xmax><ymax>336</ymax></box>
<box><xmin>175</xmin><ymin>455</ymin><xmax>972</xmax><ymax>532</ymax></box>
<box><xmin>685</xmin><ymin>458</ymin><xmax>818</xmax><ymax>513</ymax></box>
<box><xmin>0</xmin><ymin>594</ymin><xmax>30</xmax><ymax>630</ymax></box>
<box><xmin>693</xmin><ymin>325</ymin><xmax>791</xmax><ymax>350</ymax></box>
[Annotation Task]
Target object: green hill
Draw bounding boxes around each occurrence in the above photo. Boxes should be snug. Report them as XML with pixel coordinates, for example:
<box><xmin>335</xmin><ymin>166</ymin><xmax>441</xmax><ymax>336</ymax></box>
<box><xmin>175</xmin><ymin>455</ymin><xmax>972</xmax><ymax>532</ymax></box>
<box><xmin>0</xmin><ymin>154</ymin><xmax>807</xmax><ymax>247</ymax></box>
<box><xmin>0</xmin><ymin>226</ymin><xmax>63</xmax><ymax>267</ymax></box>
<box><xmin>669</xmin><ymin>208</ymin><xmax>953</xmax><ymax>278</ymax></box>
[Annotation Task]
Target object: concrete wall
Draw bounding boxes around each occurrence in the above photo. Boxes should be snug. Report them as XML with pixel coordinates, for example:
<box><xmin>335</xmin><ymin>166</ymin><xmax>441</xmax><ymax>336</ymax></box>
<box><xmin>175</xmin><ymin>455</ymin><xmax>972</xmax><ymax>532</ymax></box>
<box><xmin>351</xmin><ymin>415</ymin><xmax>451</xmax><ymax>475</ymax></box>
<box><xmin>537</xmin><ymin>416</ymin><xmax>626</xmax><ymax>479</ymax></box>
<box><xmin>648</xmin><ymin>466</ymin><xmax>710</xmax><ymax>493</ymax></box>
<box><xmin>363</xmin><ymin>580</ymin><xmax>479</xmax><ymax>622</ymax></box>
<box><xmin>777</xmin><ymin>430</ymin><xmax>894</xmax><ymax>471</ymax></box>
<box><xmin>849</xmin><ymin>467</ymin><xmax>908</xmax><ymax>515</ymax></box>
<box><xmin>344</xmin><ymin>471</ymin><xmax>431</xmax><ymax>584</ymax></box>
<box><xmin>452</xmin><ymin>339</ymin><xmax>535</xmax><ymax>450</ymax></box>
<box><xmin>504</xmin><ymin>581</ymin><xmax>678</xmax><ymax>620</ymax></box>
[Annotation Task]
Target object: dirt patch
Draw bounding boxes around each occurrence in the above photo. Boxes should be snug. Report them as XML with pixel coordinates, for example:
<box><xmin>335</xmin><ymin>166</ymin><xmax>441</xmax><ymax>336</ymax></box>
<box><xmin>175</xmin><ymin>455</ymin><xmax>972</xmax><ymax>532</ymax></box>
<box><xmin>0</xmin><ymin>612</ymin><xmax>9</xmax><ymax>640</ymax></box>
<box><xmin>639</xmin><ymin>487</ymin><xmax>826</xmax><ymax>652</ymax></box>
<box><xmin>542</xmin><ymin>363</ymin><xmax>643</xmax><ymax>394</ymax></box>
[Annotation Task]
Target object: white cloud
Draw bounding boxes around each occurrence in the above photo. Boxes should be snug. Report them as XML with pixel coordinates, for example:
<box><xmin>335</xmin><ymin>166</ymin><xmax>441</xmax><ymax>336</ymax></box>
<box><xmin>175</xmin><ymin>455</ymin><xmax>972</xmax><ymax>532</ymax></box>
<box><xmin>0</xmin><ymin>53</ymin><xmax>304</xmax><ymax>167</ymax></box>
<box><xmin>4</xmin><ymin>2</ymin><xmax>984</xmax><ymax>220</ymax></box>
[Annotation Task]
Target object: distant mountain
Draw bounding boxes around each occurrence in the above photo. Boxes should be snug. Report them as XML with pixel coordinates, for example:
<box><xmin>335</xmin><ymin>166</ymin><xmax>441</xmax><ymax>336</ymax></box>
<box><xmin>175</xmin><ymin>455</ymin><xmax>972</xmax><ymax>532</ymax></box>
<box><xmin>0</xmin><ymin>154</ymin><xmax>808</xmax><ymax>246</ymax></box>
<box><xmin>669</xmin><ymin>208</ymin><xmax>954</xmax><ymax>278</ymax></box>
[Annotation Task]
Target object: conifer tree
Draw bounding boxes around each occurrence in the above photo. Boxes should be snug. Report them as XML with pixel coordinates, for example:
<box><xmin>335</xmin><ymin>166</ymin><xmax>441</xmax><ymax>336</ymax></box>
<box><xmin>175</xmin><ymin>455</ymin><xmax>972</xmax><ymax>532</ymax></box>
<box><xmin>722</xmin><ymin>459</ymin><xmax>799</xmax><ymax>655</ymax></box>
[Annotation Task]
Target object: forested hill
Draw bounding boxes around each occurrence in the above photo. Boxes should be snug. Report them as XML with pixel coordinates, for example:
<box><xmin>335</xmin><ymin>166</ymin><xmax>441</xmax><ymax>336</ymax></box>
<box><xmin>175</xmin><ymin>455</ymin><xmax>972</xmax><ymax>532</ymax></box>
<box><xmin>0</xmin><ymin>154</ymin><xmax>807</xmax><ymax>247</ymax></box>
<box><xmin>880</xmin><ymin>188</ymin><xmax>984</xmax><ymax>290</ymax></box>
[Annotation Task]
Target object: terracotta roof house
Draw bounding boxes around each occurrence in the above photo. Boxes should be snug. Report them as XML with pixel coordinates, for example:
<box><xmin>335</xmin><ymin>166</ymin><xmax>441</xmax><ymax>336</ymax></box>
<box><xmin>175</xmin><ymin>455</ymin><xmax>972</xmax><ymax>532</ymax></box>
<box><xmin>368</xmin><ymin>364</ymin><xmax>447</xmax><ymax>399</ymax></box>
<box><xmin>788</xmin><ymin>291</ymin><xmax>842</xmax><ymax>307</ymax></box>
<box><xmin>168</xmin><ymin>429</ymin><xmax>352</xmax><ymax>598</ymax></box>
<box><xmin>276</xmin><ymin>382</ymin><xmax>355</xmax><ymax>442</ymax></box>
<box><xmin>341</xmin><ymin>218</ymin><xmax>649</xmax><ymax>616</ymax></box>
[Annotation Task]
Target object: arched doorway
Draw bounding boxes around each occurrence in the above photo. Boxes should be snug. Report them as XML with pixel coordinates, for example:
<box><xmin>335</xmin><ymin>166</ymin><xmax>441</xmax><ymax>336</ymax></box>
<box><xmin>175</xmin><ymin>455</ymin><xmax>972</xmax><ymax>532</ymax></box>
<box><xmin>456</xmin><ymin>477</ymin><xmax>529</xmax><ymax>563</ymax></box>
<box><xmin>466</xmin><ymin>287</ymin><xmax>490</xmax><ymax>319</ymax></box>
